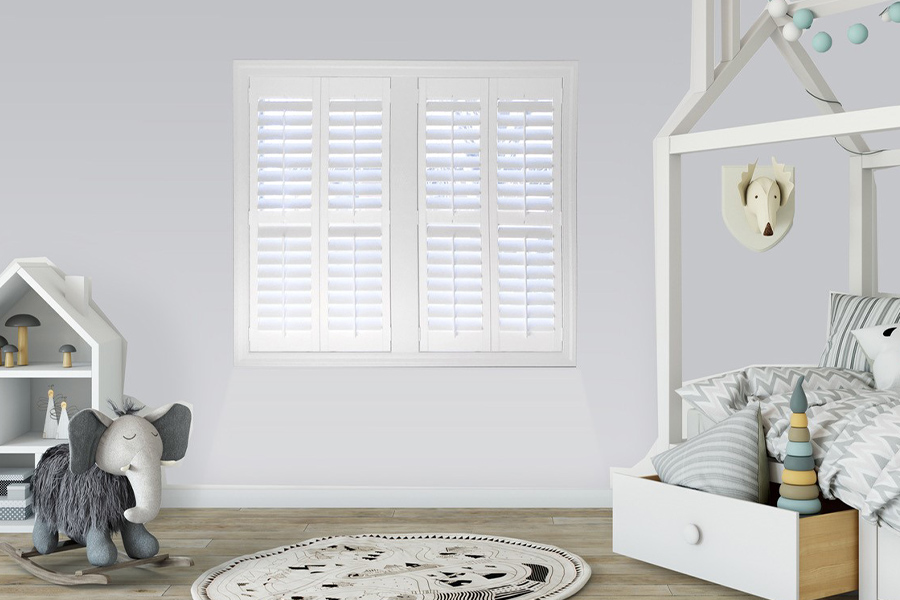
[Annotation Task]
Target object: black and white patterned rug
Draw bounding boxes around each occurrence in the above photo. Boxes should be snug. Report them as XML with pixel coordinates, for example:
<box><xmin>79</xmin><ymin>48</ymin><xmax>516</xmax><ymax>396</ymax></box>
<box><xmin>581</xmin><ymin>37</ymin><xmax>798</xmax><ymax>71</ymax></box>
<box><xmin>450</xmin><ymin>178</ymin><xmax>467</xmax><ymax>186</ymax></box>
<box><xmin>192</xmin><ymin>533</ymin><xmax>591</xmax><ymax>600</ymax></box>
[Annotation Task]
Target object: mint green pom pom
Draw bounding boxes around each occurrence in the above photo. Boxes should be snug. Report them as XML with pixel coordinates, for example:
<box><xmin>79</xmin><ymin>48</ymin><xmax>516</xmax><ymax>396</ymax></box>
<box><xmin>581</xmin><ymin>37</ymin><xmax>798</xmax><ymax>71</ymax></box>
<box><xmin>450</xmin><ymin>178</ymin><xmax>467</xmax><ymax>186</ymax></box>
<box><xmin>793</xmin><ymin>8</ymin><xmax>814</xmax><ymax>30</ymax></box>
<box><xmin>890</xmin><ymin>2</ymin><xmax>900</xmax><ymax>23</ymax></box>
<box><xmin>812</xmin><ymin>32</ymin><xmax>833</xmax><ymax>52</ymax></box>
<box><xmin>848</xmin><ymin>23</ymin><xmax>869</xmax><ymax>44</ymax></box>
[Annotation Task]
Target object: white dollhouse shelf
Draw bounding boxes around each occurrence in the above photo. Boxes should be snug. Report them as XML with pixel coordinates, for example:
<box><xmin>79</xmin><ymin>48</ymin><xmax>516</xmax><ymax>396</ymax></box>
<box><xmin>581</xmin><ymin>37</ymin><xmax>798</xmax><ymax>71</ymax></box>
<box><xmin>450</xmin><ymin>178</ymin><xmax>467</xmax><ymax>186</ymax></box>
<box><xmin>0</xmin><ymin>432</ymin><xmax>65</xmax><ymax>455</ymax></box>
<box><xmin>0</xmin><ymin>518</ymin><xmax>35</xmax><ymax>534</ymax></box>
<box><xmin>0</xmin><ymin>258</ymin><xmax>127</xmax><ymax>533</ymax></box>
<box><xmin>0</xmin><ymin>363</ymin><xmax>92</xmax><ymax>378</ymax></box>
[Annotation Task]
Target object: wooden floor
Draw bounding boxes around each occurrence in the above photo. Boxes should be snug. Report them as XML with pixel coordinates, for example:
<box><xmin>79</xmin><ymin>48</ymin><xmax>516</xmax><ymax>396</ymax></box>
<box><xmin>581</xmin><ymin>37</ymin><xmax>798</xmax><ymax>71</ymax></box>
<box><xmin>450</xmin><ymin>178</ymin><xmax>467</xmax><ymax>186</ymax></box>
<box><xmin>0</xmin><ymin>508</ymin><xmax>854</xmax><ymax>599</ymax></box>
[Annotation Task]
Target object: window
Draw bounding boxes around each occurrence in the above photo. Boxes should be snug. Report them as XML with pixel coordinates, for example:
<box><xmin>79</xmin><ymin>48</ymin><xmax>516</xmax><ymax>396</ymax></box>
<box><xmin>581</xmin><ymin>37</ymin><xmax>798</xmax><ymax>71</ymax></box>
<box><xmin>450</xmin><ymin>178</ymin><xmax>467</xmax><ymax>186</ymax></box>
<box><xmin>234</xmin><ymin>62</ymin><xmax>576</xmax><ymax>366</ymax></box>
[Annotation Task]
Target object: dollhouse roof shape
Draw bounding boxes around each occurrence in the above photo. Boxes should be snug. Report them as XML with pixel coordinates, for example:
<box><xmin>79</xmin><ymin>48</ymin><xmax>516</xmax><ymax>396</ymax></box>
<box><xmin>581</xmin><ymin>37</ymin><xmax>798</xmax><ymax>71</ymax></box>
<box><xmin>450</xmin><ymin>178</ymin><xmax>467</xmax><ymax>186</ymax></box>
<box><xmin>0</xmin><ymin>257</ymin><xmax>127</xmax><ymax>379</ymax></box>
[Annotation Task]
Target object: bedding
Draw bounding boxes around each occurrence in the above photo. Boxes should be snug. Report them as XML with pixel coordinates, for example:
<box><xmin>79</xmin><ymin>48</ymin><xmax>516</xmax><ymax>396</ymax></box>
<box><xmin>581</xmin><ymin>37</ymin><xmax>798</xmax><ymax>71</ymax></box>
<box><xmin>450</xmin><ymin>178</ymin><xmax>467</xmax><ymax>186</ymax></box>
<box><xmin>820</xmin><ymin>292</ymin><xmax>900</xmax><ymax>372</ymax></box>
<box><xmin>676</xmin><ymin>370</ymin><xmax>748</xmax><ymax>423</ymax></box>
<box><xmin>652</xmin><ymin>402</ymin><xmax>768</xmax><ymax>503</ymax></box>
<box><xmin>853</xmin><ymin>324</ymin><xmax>900</xmax><ymax>390</ymax></box>
<box><xmin>761</xmin><ymin>384</ymin><xmax>900</xmax><ymax>529</ymax></box>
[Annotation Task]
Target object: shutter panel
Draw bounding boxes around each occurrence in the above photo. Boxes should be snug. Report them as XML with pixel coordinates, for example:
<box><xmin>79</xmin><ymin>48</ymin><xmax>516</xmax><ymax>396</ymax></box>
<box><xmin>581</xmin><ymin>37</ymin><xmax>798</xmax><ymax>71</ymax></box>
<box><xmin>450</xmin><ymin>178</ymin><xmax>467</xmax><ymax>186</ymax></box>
<box><xmin>418</xmin><ymin>79</ymin><xmax>491</xmax><ymax>351</ymax></box>
<box><xmin>320</xmin><ymin>78</ymin><xmax>391</xmax><ymax>351</ymax></box>
<box><xmin>490</xmin><ymin>79</ymin><xmax>563</xmax><ymax>351</ymax></box>
<box><xmin>249</xmin><ymin>78</ymin><xmax>320</xmax><ymax>351</ymax></box>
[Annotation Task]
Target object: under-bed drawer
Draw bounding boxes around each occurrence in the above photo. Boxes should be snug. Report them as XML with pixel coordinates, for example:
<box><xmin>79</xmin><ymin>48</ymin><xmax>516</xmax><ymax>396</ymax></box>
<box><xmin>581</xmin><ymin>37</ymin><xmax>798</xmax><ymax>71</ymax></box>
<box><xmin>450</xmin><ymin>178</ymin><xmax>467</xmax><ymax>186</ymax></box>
<box><xmin>612</xmin><ymin>473</ymin><xmax>858</xmax><ymax>600</ymax></box>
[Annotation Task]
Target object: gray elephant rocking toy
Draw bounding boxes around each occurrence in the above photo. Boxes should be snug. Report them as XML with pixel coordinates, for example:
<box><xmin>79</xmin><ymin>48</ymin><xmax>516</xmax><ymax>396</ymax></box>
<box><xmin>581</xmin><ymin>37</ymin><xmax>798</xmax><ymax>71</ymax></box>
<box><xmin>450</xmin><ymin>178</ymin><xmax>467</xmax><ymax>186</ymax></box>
<box><xmin>0</xmin><ymin>398</ymin><xmax>195</xmax><ymax>585</ymax></box>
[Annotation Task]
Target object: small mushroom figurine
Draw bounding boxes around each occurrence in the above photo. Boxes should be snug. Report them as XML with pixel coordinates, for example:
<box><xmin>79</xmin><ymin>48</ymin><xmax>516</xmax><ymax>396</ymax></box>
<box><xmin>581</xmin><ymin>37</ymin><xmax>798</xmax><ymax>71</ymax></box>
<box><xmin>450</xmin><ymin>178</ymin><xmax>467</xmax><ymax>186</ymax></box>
<box><xmin>0</xmin><ymin>335</ymin><xmax>6</xmax><ymax>352</ymax></box>
<box><xmin>59</xmin><ymin>344</ymin><xmax>76</xmax><ymax>368</ymax></box>
<box><xmin>2</xmin><ymin>344</ymin><xmax>18</xmax><ymax>368</ymax></box>
<box><xmin>5</xmin><ymin>314</ymin><xmax>40</xmax><ymax>366</ymax></box>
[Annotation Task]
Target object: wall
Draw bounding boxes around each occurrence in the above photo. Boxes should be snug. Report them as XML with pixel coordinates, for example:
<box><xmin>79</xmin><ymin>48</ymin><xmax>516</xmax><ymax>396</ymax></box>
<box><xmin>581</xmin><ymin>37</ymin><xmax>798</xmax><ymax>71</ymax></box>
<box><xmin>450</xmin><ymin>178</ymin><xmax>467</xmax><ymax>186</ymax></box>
<box><xmin>0</xmin><ymin>0</ymin><xmax>896</xmax><ymax>506</ymax></box>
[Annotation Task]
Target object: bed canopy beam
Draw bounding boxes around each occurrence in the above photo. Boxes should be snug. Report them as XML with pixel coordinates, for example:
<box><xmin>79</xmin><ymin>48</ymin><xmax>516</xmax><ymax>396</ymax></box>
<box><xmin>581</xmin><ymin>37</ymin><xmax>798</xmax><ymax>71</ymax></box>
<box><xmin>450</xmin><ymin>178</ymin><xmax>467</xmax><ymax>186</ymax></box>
<box><xmin>788</xmin><ymin>0</ymin><xmax>886</xmax><ymax>17</ymax></box>
<box><xmin>769</xmin><ymin>33</ymin><xmax>871</xmax><ymax>154</ymax></box>
<box><xmin>659</xmin><ymin>11</ymin><xmax>776</xmax><ymax>137</ymax></box>
<box><xmin>862</xmin><ymin>149</ymin><xmax>900</xmax><ymax>170</ymax></box>
<box><xmin>669</xmin><ymin>105</ymin><xmax>900</xmax><ymax>154</ymax></box>
<box><xmin>850</xmin><ymin>157</ymin><xmax>879</xmax><ymax>296</ymax></box>
<box><xmin>722</xmin><ymin>0</ymin><xmax>741</xmax><ymax>62</ymax></box>
<box><xmin>691</xmin><ymin>0</ymin><xmax>715</xmax><ymax>93</ymax></box>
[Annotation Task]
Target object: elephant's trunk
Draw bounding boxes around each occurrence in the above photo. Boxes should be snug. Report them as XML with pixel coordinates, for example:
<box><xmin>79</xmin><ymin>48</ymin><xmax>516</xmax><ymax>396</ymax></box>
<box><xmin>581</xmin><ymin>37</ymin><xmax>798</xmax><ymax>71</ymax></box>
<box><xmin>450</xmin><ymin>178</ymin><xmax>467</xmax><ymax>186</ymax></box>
<box><xmin>122</xmin><ymin>457</ymin><xmax>162</xmax><ymax>524</ymax></box>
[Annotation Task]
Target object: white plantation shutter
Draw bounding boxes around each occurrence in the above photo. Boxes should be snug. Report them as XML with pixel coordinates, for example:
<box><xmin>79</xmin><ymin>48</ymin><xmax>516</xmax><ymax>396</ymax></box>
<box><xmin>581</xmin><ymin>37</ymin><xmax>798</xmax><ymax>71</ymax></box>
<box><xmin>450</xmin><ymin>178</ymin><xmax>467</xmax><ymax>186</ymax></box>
<box><xmin>239</xmin><ymin>65</ymin><xmax>572</xmax><ymax>364</ymax></box>
<box><xmin>249</xmin><ymin>78</ymin><xmax>320</xmax><ymax>351</ymax></box>
<box><xmin>418</xmin><ymin>79</ymin><xmax>491</xmax><ymax>351</ymax></box>
<box><xmin>320</xmin><ymin>79</ymin><xmax>391</xmax><ymax>351</ymax></box>
<box><xmin>490</xmin><ymin>79</ymin><xmax>563</xmax><ymax>351</ymax></box>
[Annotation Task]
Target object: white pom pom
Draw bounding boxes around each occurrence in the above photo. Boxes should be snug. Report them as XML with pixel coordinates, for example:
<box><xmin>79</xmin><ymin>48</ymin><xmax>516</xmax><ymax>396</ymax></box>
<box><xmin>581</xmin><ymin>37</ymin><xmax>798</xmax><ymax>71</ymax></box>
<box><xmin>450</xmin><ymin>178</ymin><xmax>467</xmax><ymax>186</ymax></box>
<box><xmin>767</xmin><ymin>0</ymin><xmax>789</xmax><ymax>18</ymax></box>
<box><xmin>782</xmin><ymin>22</ymin><xmax>803</xmax><ymax>42</ymax></box>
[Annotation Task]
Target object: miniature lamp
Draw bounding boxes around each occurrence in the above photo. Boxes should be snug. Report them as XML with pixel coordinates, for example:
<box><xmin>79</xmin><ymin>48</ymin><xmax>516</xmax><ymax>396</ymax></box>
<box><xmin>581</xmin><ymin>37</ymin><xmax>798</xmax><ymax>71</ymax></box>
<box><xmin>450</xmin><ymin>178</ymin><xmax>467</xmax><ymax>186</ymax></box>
<box><xmin>2</xmin><ymin>344</ymin><xmax>18</xmax><ymax>368</ymax></box>
<box><xmin>5</xmin><ymin>314</ymin><xmax>40</xmax><ymax>366</ymax></box>
<box><xmin>59</xmin><ymin>344</ymin><xmax>76</xmax><ymax>368</ymax></box>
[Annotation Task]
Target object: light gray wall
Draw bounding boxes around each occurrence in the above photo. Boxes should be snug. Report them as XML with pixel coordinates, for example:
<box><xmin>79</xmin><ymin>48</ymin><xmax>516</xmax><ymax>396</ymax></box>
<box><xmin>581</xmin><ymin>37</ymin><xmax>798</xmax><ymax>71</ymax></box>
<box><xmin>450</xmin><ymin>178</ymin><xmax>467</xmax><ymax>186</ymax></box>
<box><xmin>0</xmin><ymin>1</ymin><xmax>896</xmax><ymax>497</ymax></box>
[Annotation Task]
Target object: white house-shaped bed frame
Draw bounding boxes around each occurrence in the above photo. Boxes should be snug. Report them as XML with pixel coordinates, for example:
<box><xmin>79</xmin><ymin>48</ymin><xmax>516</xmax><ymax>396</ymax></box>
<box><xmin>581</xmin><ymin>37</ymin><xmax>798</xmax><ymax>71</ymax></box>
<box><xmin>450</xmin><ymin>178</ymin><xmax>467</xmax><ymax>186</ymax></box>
<box><xmin>638</xmin><ymin>1</ymin><xmax>900</xmax><ymax>599</ymax></box>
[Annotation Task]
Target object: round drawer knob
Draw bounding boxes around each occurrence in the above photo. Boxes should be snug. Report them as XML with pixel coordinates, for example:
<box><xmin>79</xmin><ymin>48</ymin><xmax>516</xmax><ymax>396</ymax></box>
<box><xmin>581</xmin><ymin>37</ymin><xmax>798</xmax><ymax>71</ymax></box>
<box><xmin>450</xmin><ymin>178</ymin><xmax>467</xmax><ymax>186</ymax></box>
<box><xmin>683</xmin><ymin>524</ymin><xmax>701</xmax><ymax>545</ymax></box>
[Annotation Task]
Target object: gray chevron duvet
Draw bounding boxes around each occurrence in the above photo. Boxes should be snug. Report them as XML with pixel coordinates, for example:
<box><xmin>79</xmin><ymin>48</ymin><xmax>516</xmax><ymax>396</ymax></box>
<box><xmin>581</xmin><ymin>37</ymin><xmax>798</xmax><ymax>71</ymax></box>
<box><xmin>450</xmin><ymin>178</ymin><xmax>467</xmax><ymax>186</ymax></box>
<box><xmin>760</xmin><ymin>386</ymin><xmax>900</xmax><ymax>529</ymax></box>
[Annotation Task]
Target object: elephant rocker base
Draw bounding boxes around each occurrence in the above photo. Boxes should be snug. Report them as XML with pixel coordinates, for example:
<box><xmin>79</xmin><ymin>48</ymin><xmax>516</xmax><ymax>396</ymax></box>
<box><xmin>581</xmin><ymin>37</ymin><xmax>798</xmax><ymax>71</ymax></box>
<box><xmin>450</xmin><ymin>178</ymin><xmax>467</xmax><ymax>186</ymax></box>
<box><xmin>0</xmin><ymin>538</ymin><xmax>193</xmax><ymax>586</ymax></box>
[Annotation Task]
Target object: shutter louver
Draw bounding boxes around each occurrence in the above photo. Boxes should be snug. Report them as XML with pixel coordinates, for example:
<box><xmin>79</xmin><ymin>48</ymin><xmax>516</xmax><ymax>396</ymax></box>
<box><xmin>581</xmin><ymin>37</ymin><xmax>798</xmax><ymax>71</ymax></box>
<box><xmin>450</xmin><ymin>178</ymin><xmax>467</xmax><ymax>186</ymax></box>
<box><xmin>327</xmin><ymin>224</ymin><xmax>384</xmax><ymax>333</ymax></box>
<box><xmin>496</xmin><ymin>100</ymin><xmax>555</xmax><ymax>213</ymax></box>
<box><xmin>491</xmin><ymin>79</ymin><xmax>562</xmax><ymax>351</ymax></box>
<box><xmin>419</xmin><ymin>81</ymin><xmax>491</xmax><ymax>351</ymax></box>
<box><xmin>257</xmin><ymin>225</ymin><xmax>314</xmax><ymax>332</ymax></box>
<box><xmin>248</xmin><ymin>78</ymin><xmax>320</xmax><ymax>352</ymax></box>
<box><xmin>497</xmin><ymin>226</ymin><xmax>555</xmax><ymax>334</ymax></box>
<box><xmin>257</xmin><ymin>100</ymin><xmax>314</xmax><ymax>211</ymax></box>
<box><xmin>425</xmin><ymin>225</ymin><xmax>484</xmax><ymax>334</ymax></box>
<box><xmin>328</xmin><ymin>99</ymin><xmax>384</xmax><ymax>210</ymax></box>
<box><xmin>321</xmin><ymin>79</ymin><xmax>391</xmax><ymax>351</ymax></box>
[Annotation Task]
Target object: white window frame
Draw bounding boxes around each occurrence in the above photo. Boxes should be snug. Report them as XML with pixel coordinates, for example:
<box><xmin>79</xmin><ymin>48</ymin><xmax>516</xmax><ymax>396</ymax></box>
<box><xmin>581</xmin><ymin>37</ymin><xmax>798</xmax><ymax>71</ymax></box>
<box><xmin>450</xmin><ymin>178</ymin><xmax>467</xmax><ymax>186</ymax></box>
<box><xmin>234</xmin><ymin>61</ymin><xmax>577</xmax><ymax>367</ymax></box>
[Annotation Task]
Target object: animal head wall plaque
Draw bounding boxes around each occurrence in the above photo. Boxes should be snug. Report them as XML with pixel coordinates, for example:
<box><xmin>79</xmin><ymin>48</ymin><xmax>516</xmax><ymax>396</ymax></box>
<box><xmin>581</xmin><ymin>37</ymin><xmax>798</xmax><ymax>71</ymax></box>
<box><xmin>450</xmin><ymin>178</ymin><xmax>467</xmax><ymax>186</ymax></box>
<box><xmin>722</xmin><ymin>158</ymin><xmax>796</xmax><ymax>252</ymax></box>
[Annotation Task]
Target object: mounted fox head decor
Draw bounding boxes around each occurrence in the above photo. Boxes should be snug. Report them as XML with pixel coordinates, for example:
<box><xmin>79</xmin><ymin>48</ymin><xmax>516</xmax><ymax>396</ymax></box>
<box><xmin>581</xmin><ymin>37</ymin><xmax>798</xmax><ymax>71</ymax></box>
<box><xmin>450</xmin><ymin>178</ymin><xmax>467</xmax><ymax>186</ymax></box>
<box><xmin>722</xmin><ymin>157</ymin><xmax>796</xmax><ymax>252</ymax></box>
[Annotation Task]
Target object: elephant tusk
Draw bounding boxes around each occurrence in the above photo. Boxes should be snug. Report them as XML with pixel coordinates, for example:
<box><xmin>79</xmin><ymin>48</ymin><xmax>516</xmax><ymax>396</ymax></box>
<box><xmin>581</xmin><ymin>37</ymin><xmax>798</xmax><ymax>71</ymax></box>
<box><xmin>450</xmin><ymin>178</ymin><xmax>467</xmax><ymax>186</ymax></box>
<box><xmin>160</xmin><ymin>460</ymin><xmax>179</xmax><ymax>467</ymax></box>
<box><xmin>120</xmin><ymin>464</ymin><xmax>131</xmax><ymax>473</ymax></box>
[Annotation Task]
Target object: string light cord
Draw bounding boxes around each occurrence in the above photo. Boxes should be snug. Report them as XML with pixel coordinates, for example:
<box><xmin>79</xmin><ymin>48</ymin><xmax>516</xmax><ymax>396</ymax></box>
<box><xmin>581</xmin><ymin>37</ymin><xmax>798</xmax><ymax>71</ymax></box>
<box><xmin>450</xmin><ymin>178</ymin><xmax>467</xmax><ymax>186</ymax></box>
<box><xmin>805</xmin><ymin>90</ymin><xmax>889</xmax><ymax>156</ymax></box>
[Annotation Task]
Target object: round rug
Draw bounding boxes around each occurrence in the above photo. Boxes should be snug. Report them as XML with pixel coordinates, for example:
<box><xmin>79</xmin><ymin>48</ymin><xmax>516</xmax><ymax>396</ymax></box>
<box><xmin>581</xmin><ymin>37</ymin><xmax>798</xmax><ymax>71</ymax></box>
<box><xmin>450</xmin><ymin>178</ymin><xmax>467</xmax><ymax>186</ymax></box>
<box><xmin>192</xmin><ymin>533</ymin><xmax>591</xmax><ymax>600</ymax></box>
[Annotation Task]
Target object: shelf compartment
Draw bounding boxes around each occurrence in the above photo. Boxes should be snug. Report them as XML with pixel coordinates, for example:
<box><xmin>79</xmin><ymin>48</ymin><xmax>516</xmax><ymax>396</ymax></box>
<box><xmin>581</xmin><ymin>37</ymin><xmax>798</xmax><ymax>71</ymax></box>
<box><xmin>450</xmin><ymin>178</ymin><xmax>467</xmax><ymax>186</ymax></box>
<box><xmin>0</xmin><ymin>363</ymin><xmax>91</xmax><ymax>378</ymax></box>
<box><xmin>0</xmin><ymin>432</ymin><xmax>65</xmax><ymax>455</ymax></box>
<box><xmin>0</xmin><ymin>516</ymin><xmax>35</xmax><ymax>533</ymax></box>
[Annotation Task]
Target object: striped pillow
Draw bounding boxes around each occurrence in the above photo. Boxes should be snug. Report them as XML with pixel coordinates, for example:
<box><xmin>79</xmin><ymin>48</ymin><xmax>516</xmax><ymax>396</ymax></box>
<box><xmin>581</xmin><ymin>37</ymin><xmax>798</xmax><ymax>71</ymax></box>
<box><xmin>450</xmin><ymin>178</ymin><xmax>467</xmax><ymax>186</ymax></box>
<box><xmin>652</xmin><ymin>402</ymin><xmax>769</xmax><ymax>503</ymax></box>
<box><xmin>820</xmin><ymin>293</ymin><xmax>900</xmax><ymax>372</ymax></box>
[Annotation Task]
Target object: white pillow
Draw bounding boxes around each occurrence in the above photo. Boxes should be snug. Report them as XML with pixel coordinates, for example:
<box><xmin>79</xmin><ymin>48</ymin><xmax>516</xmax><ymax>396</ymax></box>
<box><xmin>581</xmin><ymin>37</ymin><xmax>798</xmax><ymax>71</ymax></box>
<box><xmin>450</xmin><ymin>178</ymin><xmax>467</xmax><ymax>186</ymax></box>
<box><xmin>852</xmin><ymin>325</ymin><xmax>900</xmax><ymax>390</ymax></box>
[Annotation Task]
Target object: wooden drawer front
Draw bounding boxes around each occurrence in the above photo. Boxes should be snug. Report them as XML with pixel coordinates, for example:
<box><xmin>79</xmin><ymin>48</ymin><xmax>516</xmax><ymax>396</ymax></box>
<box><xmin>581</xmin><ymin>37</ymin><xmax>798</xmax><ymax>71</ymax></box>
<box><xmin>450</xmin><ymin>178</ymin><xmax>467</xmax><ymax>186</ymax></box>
<box><xmin>613</xmin><ymin>473</ymin><xmax>799</xmax><ymax>600</ymax></box>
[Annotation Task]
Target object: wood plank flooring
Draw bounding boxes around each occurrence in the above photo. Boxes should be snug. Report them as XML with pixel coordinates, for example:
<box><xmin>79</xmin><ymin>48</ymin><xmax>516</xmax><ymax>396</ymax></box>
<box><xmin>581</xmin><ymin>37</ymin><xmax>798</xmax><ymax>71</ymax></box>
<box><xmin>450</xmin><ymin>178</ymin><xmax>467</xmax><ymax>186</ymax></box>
<box><xmin>0</xmin><ymin>508</ymin><xmax>853</xmax><ymax>599</ymax></box>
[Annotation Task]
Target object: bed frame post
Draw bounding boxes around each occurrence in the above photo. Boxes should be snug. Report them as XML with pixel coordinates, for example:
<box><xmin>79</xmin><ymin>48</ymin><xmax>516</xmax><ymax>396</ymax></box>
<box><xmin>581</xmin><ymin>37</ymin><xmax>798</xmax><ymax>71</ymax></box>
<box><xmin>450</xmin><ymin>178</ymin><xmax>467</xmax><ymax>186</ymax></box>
<box><xmin>860</xmin><ymin>515</ymin><xmax>878</xmax><ymax>600</ymax></box>
<box><xmin>654</xmin><ymin>137</ymin><xmax>683</xmax><ymax>450</ymax></box>
<box><xmin>691</xmin><ymin>0</ymin><xmax>715</xmax><ymax>93</ymax></box>
<box><xmin>849</xmin><ymin>156</ymin><xmax>878</xmax><ymax>295</ymax></box>
<box><xmin>722</xmin><ymin>0</ymin><xmax>740</xmax><ymax>63</ymax></box>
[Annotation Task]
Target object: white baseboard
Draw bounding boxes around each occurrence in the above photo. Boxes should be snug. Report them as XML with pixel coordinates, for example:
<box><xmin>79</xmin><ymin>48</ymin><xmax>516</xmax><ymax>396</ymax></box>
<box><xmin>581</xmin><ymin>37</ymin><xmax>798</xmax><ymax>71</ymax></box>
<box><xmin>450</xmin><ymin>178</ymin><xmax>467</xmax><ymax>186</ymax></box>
<box><xmin>161</xmin><ymin>486</ymin><xmax>612</xmax><ymax>509</ymax></box>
